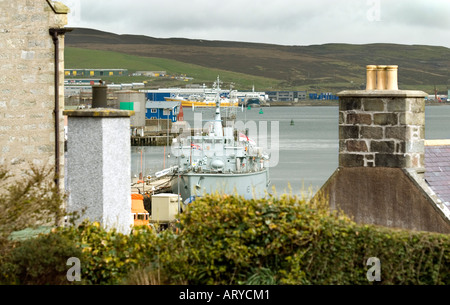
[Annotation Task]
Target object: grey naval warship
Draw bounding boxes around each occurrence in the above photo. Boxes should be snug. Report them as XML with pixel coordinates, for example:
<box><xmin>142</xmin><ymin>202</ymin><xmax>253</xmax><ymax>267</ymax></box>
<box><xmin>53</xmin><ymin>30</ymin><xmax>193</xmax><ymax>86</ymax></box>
<box><xmin>170</xmin><ymin>98</ymin><xmax>270</xmax><ymax>204</ymax></box>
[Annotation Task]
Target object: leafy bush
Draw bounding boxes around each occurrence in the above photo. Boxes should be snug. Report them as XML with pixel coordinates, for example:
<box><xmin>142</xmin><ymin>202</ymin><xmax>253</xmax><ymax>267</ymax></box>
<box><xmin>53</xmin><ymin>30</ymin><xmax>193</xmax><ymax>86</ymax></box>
<box><xmin>0</xmin><ymin>165</ymin><xmax>65</xmax><ymax>253</ymax></box>
<box><xmin>162</xmin><ymin>193</ymin><xmax>350</xmax><ymax>284</ymax></box>
<box><xmin>0</xmin><ymin>165</ymin><xmax>65</xmax><ymax>238</ymax></box>
<box><xmin>2</xmin><ymin>192</ymin><xmax>448</xmax><ymax>285</ymax></box>
<box><xmin>161</xmin><ymin>193</ymin><xmax>449</xmax><ymax>285</ymax></box>
<box><xmin>1</xmin><ymin>232</ymin><xmax>82</xmax><ymax>285</ymax></box>
<box><xmin>56</xmin><ymin>221</ymin><xmax>162</xmax><ymax>284</ymax></box>
<box><xmin>0</xmin><ymin>165</ymin><xmax>67</xmax><ymax>282</ymax></box>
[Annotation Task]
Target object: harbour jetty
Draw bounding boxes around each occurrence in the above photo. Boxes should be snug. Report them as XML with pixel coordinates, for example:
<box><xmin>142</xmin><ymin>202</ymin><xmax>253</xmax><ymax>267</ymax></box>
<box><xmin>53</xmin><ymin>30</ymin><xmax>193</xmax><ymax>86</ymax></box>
<box><xmin>131</xmin><ymin>176</ymin><xmax>172</xmax><ymax>195</ymax></box>
<box><xmin>130</xmin><ymin>127</ymin><xmax>203</xmax><ymax>146</ymax></box>
<box><xmin>131</xmin><ymin>133</ymin><xmax>175</xmax><ymax>146</ymax></box>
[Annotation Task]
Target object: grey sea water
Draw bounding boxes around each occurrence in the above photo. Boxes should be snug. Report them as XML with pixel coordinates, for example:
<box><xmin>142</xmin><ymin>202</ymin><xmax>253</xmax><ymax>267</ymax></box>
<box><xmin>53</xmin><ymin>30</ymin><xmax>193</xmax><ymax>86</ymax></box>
<box><xmin>132</xmin><ymin>105</ymin><xmax>450</xmax><ymax>196</ymax></box>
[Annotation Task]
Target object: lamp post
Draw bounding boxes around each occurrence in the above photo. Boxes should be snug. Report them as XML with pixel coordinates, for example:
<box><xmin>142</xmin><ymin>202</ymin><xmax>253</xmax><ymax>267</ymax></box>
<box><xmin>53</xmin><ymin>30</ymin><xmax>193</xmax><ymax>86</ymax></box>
<box><xmin>177</xmin><ymin>140</ymin><xmax>181</xmax><ymax>214</ymax></box>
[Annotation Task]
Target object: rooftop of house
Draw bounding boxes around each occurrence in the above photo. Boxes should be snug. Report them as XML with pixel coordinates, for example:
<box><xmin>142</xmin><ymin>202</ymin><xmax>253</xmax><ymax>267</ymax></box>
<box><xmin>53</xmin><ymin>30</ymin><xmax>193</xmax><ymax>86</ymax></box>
<box><xmin>46</xmin><ymin>0</ymin><xmax>70</xmax><ymax>14</ymax></box>
<box><xmin>146</xmin><ymin>101</ymin><xmax>180</xmax><ymax>110</ymax></box>
<box><xmin>425</xmin><ymin>140</ymin><xmax>450</xmax><ymax>209</ymax></box>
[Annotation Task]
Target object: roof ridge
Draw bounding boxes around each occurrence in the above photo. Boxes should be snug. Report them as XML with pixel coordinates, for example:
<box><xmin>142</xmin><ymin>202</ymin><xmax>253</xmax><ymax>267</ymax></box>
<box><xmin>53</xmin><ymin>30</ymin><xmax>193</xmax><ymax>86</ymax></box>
<box><xmin>425</xmin><ymin>139</ymin><xmax>450</xmax><ymax>146</ymax></box>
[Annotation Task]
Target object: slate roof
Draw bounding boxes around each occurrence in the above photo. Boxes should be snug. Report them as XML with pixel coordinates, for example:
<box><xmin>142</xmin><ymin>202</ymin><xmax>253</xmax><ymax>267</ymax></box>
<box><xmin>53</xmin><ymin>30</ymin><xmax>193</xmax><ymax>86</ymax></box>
<box><xmin>425</xmin><ymin>140</ymin><xmax>450</xmax><ymax>209</ymax></box>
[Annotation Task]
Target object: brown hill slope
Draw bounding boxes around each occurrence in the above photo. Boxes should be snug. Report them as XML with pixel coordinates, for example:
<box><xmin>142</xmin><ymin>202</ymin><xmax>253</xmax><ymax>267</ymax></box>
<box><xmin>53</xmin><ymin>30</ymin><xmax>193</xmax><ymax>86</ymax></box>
<box><xmin>65</xmin><ymin>28</ymin><xmax>450</xmax><ymax>92</ymax></box>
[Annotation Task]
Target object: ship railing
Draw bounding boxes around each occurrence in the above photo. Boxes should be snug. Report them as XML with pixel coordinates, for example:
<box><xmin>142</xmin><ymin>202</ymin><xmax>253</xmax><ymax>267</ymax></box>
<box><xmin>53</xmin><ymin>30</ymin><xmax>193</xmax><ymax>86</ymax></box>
<box><xmin>192</xmin><ymin>166</ymin><xmax>267</xmax><ymax>175</ymax></box>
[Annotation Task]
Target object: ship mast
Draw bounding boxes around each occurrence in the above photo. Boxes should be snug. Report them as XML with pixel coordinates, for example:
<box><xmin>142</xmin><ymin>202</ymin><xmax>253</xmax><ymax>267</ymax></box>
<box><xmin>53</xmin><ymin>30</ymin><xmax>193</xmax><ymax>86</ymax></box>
<box><xmin>213</xmin><ymin>97</ymin><xmax>223</xmax><ymax>137</ymax></box>
<box><xmin>213</xmin><ymin>76</ymin><xmax>224</xmax><ymax>137</ymax></box>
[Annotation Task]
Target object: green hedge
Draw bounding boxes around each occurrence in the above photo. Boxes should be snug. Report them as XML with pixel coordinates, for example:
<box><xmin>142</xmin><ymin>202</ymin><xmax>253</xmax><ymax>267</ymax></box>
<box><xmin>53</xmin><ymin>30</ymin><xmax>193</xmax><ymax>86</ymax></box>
<box><xmin>2</xmin><ymin>193</ymin><xmax>449</xmax><ymax>285</ymax></box>
<box><xmin>1</xmin><ymin>232</ymin><xmax>82</xmax><ymax>285</ymax></box>
<box><xmin>54</xmin><ymin>221</ymin><xmax>164</xmax><ymax>285</ymax></box>
<box><xmin>168</xmin><ymin>193</ymin><xmax>450</xmax><ymax>284</ymax></box>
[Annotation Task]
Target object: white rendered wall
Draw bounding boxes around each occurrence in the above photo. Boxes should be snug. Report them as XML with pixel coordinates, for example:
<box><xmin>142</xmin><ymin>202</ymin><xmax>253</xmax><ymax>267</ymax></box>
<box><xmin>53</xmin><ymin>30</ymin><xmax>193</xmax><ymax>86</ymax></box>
<box><xmin>66</xmin><ymin>113</ymin><xmax>132</xmax><ymax>234</ymax></box>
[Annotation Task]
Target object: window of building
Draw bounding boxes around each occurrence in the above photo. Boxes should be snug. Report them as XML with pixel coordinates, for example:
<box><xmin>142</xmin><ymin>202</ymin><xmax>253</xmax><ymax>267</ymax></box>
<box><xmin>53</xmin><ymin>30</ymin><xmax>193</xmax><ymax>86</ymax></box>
<box><xmin>137</xmin><ymin>214</ymin><xmax>147</xmax><ymax>220</ymax></box>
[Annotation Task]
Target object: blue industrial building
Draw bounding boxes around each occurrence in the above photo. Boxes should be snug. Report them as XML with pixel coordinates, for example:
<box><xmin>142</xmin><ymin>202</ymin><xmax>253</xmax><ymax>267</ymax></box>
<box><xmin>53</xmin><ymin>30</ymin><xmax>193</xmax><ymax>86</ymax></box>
<box><xmin>145</xmin><ymin>101</ymin><xmax>181</xmax><ymax>122</ymax></box>
<box><xmin>145</xmin><ymin>92</ymin><xmax>171</xmax><ymax>102</ymax></box>
<box><xmin>309</xmin><ymin>92</ymin><xmax>339</xmax><ymax>100</ymax></box>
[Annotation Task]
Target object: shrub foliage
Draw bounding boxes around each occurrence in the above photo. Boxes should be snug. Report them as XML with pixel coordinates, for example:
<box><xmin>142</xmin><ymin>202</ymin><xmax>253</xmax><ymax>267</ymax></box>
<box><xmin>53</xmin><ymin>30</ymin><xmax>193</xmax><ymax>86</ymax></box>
<box><xmin>2</xmin><ymin>192</ymin><xmax>449</xmax><ymax>285</ymax></box>
<box><xmin>168</xmin><ymin>193</ymin><xmax>450</xmax><ymax>285</ymax></box>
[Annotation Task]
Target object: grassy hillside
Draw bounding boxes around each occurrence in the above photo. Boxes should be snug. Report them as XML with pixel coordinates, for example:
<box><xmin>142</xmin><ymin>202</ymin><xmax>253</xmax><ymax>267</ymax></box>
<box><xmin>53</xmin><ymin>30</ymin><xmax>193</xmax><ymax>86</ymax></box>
<box><xmin>65</xmin><ymin>47</ymin><xmax>282</xmax><ymax>91</ymax></box>
<box><xmin>65</xmin><ymin>28</ymin><xmax>450</xmax><ymax>93</ymax></box>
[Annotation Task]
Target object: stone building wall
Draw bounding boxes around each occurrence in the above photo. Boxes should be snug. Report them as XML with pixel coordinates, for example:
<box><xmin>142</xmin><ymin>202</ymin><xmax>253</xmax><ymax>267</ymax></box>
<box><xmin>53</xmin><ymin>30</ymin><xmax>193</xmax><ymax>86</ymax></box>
<box><xmin>319</xmin><ymin>87</ymin><xmax>450</xmax><ymax>233</ymax></box>
<box><xmin>318</xmin><ymin>66</ymin><xmax>450</xmax><ymax>233</ymax></box>
<box><xmin>0</xmin><ymin>1</ymin><xmax>68</xmax><ymax>188</ymax></box>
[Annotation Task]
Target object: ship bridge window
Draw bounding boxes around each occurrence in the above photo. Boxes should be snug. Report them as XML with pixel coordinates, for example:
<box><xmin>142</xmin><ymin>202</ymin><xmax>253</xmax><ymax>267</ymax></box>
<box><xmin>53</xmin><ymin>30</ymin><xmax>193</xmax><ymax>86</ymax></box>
<box><xmin>137</xmin><ymin>214</ymin><xmax>148</xmax><ymax>220</ymax></box>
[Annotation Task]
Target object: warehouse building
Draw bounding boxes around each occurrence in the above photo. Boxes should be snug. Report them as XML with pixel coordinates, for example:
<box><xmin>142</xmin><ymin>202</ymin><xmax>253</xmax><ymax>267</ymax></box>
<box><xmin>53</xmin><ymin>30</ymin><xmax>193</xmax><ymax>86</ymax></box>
<box><xmin>145</xmin><ymin>101</ymin><xmax>181</xmax><ymax>122</ymax></box>
<box><xmin>266</xmin><ymin>91</ymin><xmax>307</xmax><ymax>102</ymax></box>
<box><xmin>64</xmin><ymin>69</ymin><xmax>128</xmax><ymax>77</ymax></box>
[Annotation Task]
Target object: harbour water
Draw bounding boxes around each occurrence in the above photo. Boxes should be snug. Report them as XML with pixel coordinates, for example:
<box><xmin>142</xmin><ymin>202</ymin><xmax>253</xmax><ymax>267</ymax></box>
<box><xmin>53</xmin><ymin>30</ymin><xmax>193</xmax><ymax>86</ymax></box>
<box><xmin>132</xmin><ymin>105</ymin><xmax>450</xmax><ymax>196</ymax></box>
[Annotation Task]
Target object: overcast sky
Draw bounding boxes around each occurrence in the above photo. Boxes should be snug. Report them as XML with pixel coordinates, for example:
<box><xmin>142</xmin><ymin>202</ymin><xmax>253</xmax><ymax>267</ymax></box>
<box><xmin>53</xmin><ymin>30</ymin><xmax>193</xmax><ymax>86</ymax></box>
<box><xmin>60</xmin><ymin>0</ymin><xmax>450</xmax><ymax>48</ymax></box>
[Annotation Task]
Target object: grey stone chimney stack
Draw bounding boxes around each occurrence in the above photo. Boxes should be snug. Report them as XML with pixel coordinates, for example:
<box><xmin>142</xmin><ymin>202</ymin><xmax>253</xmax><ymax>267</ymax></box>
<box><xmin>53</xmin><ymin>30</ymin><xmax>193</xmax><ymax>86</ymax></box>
<box><xmin>318</xmin><ymin>65</ymin><xmax>450</xmax><ymax>233</ymax></box>
<box><xmin>64</xmin><ymin>109</ymin><xmax>134</xmax><ymax>234</ymax></box>
<box><xmin>338</xmin><ymin>65</ymin><xmax>427</xmax><ymax>171</ymax></box>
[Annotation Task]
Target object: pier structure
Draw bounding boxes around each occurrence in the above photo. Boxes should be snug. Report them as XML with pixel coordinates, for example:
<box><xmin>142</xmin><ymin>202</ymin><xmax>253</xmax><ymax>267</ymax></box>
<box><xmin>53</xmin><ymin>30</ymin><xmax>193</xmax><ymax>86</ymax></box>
<box><xmin>131</xmin><ymin>127</ymin><xmax>204</xmax><ymax>147</ymax></box>
<box><xmin>131</xmin><ymin>135</ymin><xmax>174</xmax><ymax>146</ymax></box>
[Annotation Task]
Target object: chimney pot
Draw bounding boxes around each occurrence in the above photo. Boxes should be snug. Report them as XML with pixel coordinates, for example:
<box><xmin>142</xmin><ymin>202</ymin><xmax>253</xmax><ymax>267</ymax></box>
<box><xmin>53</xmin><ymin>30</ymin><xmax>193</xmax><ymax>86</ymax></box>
<box><xmin>386</xmin><ymin>65</ymin><xmax>399</xmax><ymax>90</ymax></box>
<box><xmin>92</xmin><ymin>85</ymin><xmax>108</xmax><ymax>108</ymax></box>
<box><xmin>376</xmin><ymin>65</ymin><xmax>387</xmax><ymax>90</ymax></box>
<box><xmin>366</xmin><ymin>65</ymin><xmax>377</xmax><ymax>90</ymax></box>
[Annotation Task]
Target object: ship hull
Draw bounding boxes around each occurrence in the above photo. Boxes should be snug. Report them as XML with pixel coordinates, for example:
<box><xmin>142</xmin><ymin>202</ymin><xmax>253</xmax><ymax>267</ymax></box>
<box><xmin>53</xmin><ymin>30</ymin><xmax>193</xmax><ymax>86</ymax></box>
<box><xmin>245</xmin><ymin>98</ymin><xmax>261</xmax><ymax>108</ymax></box>
<box><xmin>171</xmin><ymin>169</ymin><xmax>270</xmax><ymax>202</ymax></box>
<box><xmin>181</xmin><ymin>101</ymin><xmax>238</xmax><ymax>107</ymax></box>
<box><xmin>164</xmin><ymin>97</ymin><xmax>238</xmax><ymax>108</ymax></box>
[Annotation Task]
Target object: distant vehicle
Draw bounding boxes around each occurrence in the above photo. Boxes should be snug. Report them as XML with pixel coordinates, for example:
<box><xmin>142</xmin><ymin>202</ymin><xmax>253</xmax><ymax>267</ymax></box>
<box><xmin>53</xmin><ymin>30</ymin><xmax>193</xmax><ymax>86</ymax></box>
<box><xmin>131</xmin><ymin>194</ymin><xmax>150</xmax><ymax>227</ymax></box>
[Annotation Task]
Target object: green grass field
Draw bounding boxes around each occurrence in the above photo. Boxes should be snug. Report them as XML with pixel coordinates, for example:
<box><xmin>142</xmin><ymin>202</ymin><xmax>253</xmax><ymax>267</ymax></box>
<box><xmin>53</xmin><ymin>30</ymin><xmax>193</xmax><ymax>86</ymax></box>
<box><xmin>65</xmin><ymin>43</ymin><xmax>449</xmax><ymax>94</ymax></box>
<box><xmin>65</xmin><ymin>47</ymin><xmax>282</xmax><ymax>91</ymax></box>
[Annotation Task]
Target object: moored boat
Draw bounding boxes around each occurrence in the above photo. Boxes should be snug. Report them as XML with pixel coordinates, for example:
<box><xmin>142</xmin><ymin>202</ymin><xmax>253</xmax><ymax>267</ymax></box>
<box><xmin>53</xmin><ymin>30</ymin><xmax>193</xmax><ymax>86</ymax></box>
<box><xmin>169</xmin><ymin>96</ymin><xmax>270</xmax><ymax>203</ymax></box>
<box><xmin>164</xmin><ymin>76</ymin><xmax>239</xmax><ymax>108</ymax></box>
